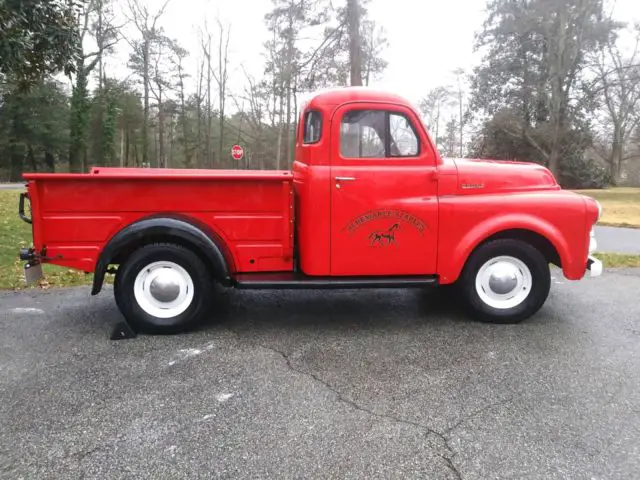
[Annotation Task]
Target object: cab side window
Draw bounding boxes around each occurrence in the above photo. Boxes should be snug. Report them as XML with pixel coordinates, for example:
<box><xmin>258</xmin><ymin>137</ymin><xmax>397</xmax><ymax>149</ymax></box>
<box><xmin>340</xmin><ymin>109</ymin><xmax>419</xmax><ymax>158</ymax></box>
<box><xmin>389</xmin><ymin>113</ymin><xmax>419</xmax><ymax>157</ymax></box>
<box><xmin>340</xmin><ymin>110</ymin><xmax>386</xmax><ymax>158</ymax></box>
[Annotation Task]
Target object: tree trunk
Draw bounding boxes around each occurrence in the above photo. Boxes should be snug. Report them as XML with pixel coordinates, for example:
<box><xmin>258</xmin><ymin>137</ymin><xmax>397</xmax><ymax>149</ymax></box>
<box><xmin>611</xmin><ymin>125</ymin><xmax>623</xmax><ymax>185</ymax></box>
<box><xmin>178</xmin><ymin>64</ymin><xmax>190</xmax><ymax>168</ymax></box>
<box><xmin>547</xmin><ymin>147</ymin><xmax>561</xmax><ymax>179</ymax></box>
<box><xmin>27</xmin><ymin>145</ymin><xmax>37</xmax><ymax>172</ymax></box>
<box><xmin>142</xmin><ymin>38</ymin><xmax>150</xmax><ymax>167</ymax></box>
<box><xmin>98</xmin><ymin>0</ymin><xmax>104</xmax><ymax>91</ymax></box>
<box><xmin>546</xmin><ymin>4</ymin><xmax>568</xmax><ymax>179</ymax></box>
<box><xmin>44</xmin><ymin>151</ymin><xmax>55</xmax><ymax>172</ymax></box>
<box><xmin>206</xmin><ymin>38</ymin><xmax>212</xmax><ymax>168</ymax></box>
<box><xmin>458</xmin><ymin>86</ymin><xmax>464</xmax><ymax>157</ymax></box>
<box><xmin>158</xmin><ymin>88</ymin><xmax>164</xmax><ymax>168</ymax></box>
<box><xmin>293</xmin><ymin>77</ymin><xmax>298</xmax><ymax>164</ymax></box>
<box><xmin>276</xmin><ymin>92</ymin><xmax>284</xmax><ymax>170</ymax></box>
<box><xmin>9</xmin><ymin>146</ymin><xmax>23</xmax><ymax>182</ymax></box>
<box><xmin>347</xmin><ymin>0</ymin><xmax>362</xmax><ymax>86</ymax></box>
<box><xmin>125</xmin><ymin>130</ymin><xmax>131</xmax><ymax>167</ymax></box>
<box><xmin>168</xmin><ymin>117</ymin><xmax>174</xmax><ymax>168</ymax></box>
<box><xmin>218</xmin><ymin>45</ymin><xmax>225</xmax><ymax>168</ymax></box>
<box><xmin>285</xmin><ymin>78</ymin><xmax>291</xmax><ymax>167</ymax></box>
<box><xmin>196</xmin><ymin>56</ymin><xmax>204</xmax><ymax>168</ymax></box>
<box><xmin>69</xmin><ymin>59</ymin><xmax>90</xmax><ymax>173</ymax></box>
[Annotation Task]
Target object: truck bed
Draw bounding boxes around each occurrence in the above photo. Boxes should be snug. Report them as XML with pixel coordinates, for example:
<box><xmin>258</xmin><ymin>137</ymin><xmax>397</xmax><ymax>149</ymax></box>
<box><xmin>23</xmin><ymin>167</ymin><xmax>295</xmax><ymax>274</ymax></box>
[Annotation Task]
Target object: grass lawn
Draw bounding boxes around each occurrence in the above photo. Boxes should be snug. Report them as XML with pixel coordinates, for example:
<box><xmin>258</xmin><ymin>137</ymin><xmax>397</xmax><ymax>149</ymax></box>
<box><xmin>1</xmin><ymin>187</ymin><xmax>640</xmax><ymax>290</ymax></box>
<box><xmin>0</xmin><ymin>190</ymin><xmax>94</xmax><ymax>290</ymax></box>
<box><xmin>592</xmin><ymin>252</ymin><xmax>640</xmax><ymax>269</ymax></box>
<box><xmin>576</xmin><ymin>187</ymin><xmax>640</xmax><ymax>228</ymax></box>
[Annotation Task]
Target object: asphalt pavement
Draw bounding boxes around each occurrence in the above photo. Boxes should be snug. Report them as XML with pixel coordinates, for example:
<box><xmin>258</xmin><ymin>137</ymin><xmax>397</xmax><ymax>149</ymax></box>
<box><xmin>595</xmin><ymin>225</ymin><xmax>640</xmax><ymax>254</ymax></box>
<box><xmin>1</xmin><ymin>269</ymin><xmax>639</xmax><ymax>479</ymax></box>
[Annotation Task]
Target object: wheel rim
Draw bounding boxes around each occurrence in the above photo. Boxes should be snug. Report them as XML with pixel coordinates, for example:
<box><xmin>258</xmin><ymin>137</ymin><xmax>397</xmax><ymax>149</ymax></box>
<box><xmin>133</xmin><ymin>261</ymin><xmax>195</xmax><ymax>318</ymax></box>
<box><xmin>475</xmin><ymin>255</ymin><xmax>532</xmax><ymax>310</ymax></box>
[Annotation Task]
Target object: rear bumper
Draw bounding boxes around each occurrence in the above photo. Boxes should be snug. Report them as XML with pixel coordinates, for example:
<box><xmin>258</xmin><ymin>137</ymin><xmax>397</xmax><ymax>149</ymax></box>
<box><xmin>587</xmin><ymin>256</ymin><xmax>603</xmax><ymax>277</ymax></box>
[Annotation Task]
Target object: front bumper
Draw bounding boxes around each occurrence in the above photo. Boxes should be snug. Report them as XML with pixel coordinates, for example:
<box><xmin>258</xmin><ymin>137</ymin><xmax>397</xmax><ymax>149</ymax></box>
<box><xmin>586</xmin><ymin>227</ymin><xmax>602</xmax><ymax>277</ymax></box>
<box><xmin>587</xmin><ymin>256</ymin><xmax>603</xmax><ymax>277</ymax></box>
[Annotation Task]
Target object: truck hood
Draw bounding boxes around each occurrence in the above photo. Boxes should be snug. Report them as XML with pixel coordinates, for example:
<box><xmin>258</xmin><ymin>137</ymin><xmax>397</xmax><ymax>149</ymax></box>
<box><xmin>450</xmin><ymin>158</ymin><xmax>560</xmax><ymax>194</ymax></box>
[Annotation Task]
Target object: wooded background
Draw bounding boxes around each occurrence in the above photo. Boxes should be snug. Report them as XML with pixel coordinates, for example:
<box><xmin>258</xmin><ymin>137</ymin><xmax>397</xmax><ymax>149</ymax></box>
<box><xmin>1</xmin><ymin>0</ymin><xmax>639</xmax><ymax>188</ymax></box>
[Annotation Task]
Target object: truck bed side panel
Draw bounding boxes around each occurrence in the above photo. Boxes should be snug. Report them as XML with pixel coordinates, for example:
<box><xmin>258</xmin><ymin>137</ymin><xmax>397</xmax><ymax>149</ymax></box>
<box><xmin>25</xmin><ymin>173</ymin><xmax>294</xmax><ymax>274</ymax></box>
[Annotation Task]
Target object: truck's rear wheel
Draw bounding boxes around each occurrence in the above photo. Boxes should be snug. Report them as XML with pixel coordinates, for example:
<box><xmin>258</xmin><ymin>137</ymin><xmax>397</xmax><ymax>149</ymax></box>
<box><xmin>114</xmin><ymin>243</ymin><xmax>213</xmax><ymax>334</ymax></box>
<box><xmin>459</xmin><ymin>239</ymin><xmax>551</xmax><ymax>324</ymax></box>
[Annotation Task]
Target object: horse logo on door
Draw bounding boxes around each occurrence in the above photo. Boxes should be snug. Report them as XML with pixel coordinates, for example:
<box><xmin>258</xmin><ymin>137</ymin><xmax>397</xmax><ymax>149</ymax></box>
<box><xmin>368</xmin><ymin>223</ymin><xmax>400</xmax><ymax>247</ymax></box>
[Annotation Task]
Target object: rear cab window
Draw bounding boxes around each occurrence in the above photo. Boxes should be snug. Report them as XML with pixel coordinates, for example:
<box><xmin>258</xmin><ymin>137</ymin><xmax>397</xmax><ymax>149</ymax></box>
<box><xmin>303</xmin><ymin>110</ymin><xmax>322</xmax><ymax>144</ymax></box>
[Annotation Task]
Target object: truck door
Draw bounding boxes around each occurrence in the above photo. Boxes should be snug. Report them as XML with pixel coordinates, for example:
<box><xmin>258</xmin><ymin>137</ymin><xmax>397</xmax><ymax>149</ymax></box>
<box><xmin>330</xmin><ymin>103</ymin><xmax>439</xmax><ymax>276</ymax></box>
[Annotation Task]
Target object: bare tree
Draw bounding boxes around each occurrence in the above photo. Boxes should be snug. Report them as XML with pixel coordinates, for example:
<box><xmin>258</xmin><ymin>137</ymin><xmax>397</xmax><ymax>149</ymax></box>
<box><xmin>195</xmin><ymin>52</ymin><xmax>205</xmax><ymax>168</ymax></box>
<box><xmin>93</xmin><ymin>0</ymin><xmax>119</xmax><ymax>88</ymax></box>
<box><xmin>541</xmin><ymin>0</ymin><xmax>612</xmax><ymax>176</ymax></box>
<box><xmin>362</xmin><ymin>19</ymin><xmax>388</xmax><ymax>86</ymax></box>
<box><xmin>588</xmin><ymin>26</ymin><xmax>640</xmax><ymax>183</ymax></box>
<box><xmin>419</xmin><ymin>87</ymin><xmax>453</xmax><ymax>149</ymax></box>
<box><xmin>125</xmin><ymin>0</ymin><xmax>170</xmax><ymax>167</ymax></box>
<box><xmin>211</xmin><ymin>18</ymin><xmax>231</xmax><ymax>167</ymax></box>
<box><xmin>453</xmin><ymin>68</ymin><xmax>468</xmax><ymax>157</ymax></box>
<box><xmin>148</xmin><ymin>36</ymin><xmax>173</xmax><ymax>167</ymax></box>
<box><xmin>68</xmin><ymin>0</ymin><xmax>120</xmax><ymax>172</ymax></box>
<box><xmin>169</xmin><ymin>42</ymin><xmax>191</xmax><ymax>167</ymax></box>
<box><xmin>199</xmin><ymin>24</ymin><xmax>214</xmax><ymax>168</ymax></box>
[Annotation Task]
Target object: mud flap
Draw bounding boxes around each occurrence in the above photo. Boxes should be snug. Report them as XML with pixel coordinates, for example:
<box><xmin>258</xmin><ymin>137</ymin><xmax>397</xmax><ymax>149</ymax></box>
<box><xmin>24</xmin><ymin>261</ymin><xmax>43</xmax><ymax>285</ymax></box>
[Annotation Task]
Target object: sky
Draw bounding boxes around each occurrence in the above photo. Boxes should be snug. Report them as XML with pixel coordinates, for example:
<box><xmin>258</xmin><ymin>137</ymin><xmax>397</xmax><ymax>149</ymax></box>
<box><xmin>99</xmin><ymin>0</ymin><xmax>640</xmax><ymax>109</ymax></box>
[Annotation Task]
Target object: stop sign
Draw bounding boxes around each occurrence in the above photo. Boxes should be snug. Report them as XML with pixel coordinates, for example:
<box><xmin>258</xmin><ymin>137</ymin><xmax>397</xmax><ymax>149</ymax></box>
<box><xmin>231</xmin><ymin>144</ymin><xmax>244</xmax><ymax>161</ymax></box>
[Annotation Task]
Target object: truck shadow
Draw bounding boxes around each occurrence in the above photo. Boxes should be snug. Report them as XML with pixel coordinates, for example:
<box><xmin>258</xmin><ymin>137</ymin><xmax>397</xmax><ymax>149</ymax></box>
<box><xmin>196</xmin><ymin>286</ymin><xmax>472</xmax><ymax>335</ymax></box>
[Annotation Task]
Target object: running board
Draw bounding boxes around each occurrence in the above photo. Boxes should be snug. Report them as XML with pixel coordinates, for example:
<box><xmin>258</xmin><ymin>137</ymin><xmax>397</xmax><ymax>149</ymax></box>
<box><xmin>233</xmin><ymin>272</ymin><xmax>438</xmax><ymax>290</ymax></box>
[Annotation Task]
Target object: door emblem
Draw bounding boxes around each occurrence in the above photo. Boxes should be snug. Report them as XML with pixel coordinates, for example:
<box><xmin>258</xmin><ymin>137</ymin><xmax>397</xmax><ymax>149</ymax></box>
<box><xmin>369</xmin><ymin>223</ymin><xmax>400</xmax><ymax>247</ymax></box>
<box><xmin>343</xmin><ymin>209</ymin><xmax>427</xmax><ymax>236</ymax></box>
<box><xmin>461</xmin><ymin>183</ymin><xmax>485</xmax><ymax>189</ymax></box>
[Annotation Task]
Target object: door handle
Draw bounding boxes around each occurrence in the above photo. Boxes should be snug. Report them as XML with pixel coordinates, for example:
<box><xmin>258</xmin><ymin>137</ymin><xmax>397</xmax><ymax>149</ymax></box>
<box><xmin>335</xmin><ymin>176</ymin><xmax>355</xmax><ymax>189</ymax></box>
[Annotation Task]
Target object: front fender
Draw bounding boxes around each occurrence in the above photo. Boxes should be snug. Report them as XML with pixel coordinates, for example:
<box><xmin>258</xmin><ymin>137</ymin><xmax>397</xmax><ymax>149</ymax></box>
<box><xmin>439</xmin><ymin>213</ymin><xmax>572</xmax><ymax>284</ymax></box>
<box><xmin>92</xmin><ymin>215</ymin><xmax>232</xmax><ymax>295</ymax></box>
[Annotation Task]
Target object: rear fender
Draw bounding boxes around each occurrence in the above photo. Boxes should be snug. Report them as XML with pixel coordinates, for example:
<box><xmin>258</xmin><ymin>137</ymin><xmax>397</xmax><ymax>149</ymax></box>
<box><xmin>439</xmin><ymin>214</ymin><xmax>572</xmax><ymax>284</ymax></box>
<box><xmin>92</xmin><ymin>215</ymin><xmax>233</xmax><ymax>295</ymax></box>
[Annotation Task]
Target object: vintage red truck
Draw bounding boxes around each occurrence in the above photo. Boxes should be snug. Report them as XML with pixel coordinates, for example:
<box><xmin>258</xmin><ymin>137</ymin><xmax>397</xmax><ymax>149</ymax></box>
<box><xmin>17</xmin><ymin>87</ymin><xmax>603</xmax><ymax>335</ymax></box>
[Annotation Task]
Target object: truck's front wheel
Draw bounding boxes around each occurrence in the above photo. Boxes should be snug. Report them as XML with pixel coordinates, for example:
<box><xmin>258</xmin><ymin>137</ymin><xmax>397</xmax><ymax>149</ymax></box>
<box><xmin>459</xmin><ymin>239</ymin><xmax>551</xmax><ymax>324</ymax></box>
<box><xmin>114</xmin><ymin>243</ymin><xmax>213</xmax><ymax>334</ymax></box>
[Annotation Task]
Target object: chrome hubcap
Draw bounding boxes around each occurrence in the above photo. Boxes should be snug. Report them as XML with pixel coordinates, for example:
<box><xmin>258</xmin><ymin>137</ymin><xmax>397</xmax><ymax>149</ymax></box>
<box><xmin>488</xmin><ymin>265</ymin><xmax>519</xmax><ymax>295</ymax></box>
<box><xmin>133</xmin><ymin>261</ymin><xmax>194</xmax><ymax>318</ymax></box>
<box><xmin>149</xmin><ymin>272</ymin><xmax>181</xmax><ymax>303</ymax></box>
<box><xmin>475</xmin><ymin>256</ymin><xmax>532</xmax><ymax>310</ymax></box>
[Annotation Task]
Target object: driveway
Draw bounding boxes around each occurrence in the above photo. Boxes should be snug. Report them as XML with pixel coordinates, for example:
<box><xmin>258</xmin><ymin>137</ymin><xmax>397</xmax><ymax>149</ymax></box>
<box><xmin>595</xmin><ymin>225</ymin><xmax>640</xmax><ymax>254</ymax></box>
<box><xmin>0</xmin><ymin>183</ymin><xmax>23</xmax><ymax>190</ymax></box>
<box><xmin>1</xmin><ymin>270</ymin><xmax>639</xmax><ymax>479</ymax></box>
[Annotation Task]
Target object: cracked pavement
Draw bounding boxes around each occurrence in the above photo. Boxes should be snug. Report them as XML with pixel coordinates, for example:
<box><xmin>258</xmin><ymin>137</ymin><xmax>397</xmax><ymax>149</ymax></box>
<box><xmin>1</xmin><ymin>268</ymin><xmax>640</xmax><ymax>479</ymax></box>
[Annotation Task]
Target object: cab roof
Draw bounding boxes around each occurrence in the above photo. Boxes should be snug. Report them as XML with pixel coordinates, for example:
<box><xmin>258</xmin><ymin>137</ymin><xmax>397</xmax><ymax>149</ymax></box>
<box><xmin>304</xmin><ymin>86</ymin><xmax>416</xmax><ymax>110</ymax></box>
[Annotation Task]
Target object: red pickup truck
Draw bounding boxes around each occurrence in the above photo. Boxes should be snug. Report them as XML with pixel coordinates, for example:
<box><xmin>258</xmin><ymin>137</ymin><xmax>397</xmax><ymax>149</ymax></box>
<box><xmin>18</xmin><ymin>87</ymin><xmax>603</xmax><ymax>335</ymax></box>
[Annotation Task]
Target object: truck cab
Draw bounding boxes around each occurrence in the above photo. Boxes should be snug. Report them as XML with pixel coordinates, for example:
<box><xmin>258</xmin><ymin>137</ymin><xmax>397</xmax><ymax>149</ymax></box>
<box><xmin>293</xmin><ymin>89</ymin><xmax>441</xmax><ymax>278</ymax></box>
<box><xmin>18</xmin><ymin>87</ymin><xmax>603</xmax><ymax>337</ymax></box>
